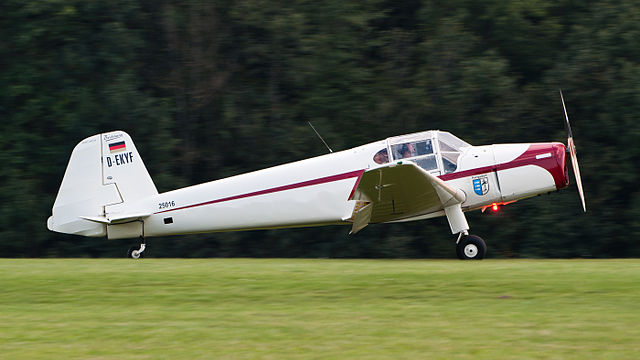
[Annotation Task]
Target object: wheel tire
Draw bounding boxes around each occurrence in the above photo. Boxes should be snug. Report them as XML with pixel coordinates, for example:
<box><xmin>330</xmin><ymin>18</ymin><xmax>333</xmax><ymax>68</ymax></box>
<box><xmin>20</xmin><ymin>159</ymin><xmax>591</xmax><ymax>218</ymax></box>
<box><xmin>127</xmin><ymin>246</ymin><xmax>144</xmax><ymax>259</ymax></box>
<box><xmin>456</xmin><ymin>235</ymin><xmax>486</xmax><ymax>260</ymax></box>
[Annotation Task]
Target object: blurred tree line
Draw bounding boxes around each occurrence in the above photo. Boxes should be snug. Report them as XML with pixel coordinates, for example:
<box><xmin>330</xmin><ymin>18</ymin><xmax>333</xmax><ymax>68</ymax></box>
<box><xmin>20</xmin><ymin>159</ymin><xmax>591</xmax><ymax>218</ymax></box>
<box><xmin>1</xmin><ymin>0</ymin><xmax>639</xmax><ymax>258</ymax></box>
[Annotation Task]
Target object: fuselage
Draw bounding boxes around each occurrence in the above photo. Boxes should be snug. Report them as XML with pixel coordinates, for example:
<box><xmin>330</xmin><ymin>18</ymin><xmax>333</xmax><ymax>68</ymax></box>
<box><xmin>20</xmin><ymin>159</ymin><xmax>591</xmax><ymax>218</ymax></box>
<box><xmin>106</xmin><ymin>131</ymin><xmax>568</xmax><ymax>239</ymax></box>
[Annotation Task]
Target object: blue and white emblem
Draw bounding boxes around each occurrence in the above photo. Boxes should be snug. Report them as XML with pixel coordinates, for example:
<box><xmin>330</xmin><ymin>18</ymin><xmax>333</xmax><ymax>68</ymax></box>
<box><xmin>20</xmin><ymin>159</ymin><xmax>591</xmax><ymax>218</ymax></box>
<box><xmin>472</xmin><ymin>175</ymin><xmax>489</xmax><ymax>196</ymax></box>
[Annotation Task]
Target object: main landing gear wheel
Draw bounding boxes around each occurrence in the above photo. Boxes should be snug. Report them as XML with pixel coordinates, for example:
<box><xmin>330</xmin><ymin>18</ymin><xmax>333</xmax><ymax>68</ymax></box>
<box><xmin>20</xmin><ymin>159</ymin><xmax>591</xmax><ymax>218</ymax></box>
<box><xmin>456</xmin><ymin>235</ymin><xmax>486</xmax><ymax>260</ymax></box>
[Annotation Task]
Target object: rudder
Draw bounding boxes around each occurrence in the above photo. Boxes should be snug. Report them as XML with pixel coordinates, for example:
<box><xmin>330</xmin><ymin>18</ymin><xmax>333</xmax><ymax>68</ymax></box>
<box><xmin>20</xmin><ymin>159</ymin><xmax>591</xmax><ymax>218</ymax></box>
<box><xmin>47</xmin><ymin>131</ymin><xmax>157</xmax><ymax>237</ymax></box>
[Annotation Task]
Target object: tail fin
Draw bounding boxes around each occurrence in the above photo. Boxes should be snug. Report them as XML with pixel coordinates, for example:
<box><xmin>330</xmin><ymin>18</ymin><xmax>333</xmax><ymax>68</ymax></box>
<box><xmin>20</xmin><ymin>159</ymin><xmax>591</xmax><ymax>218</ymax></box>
<box><xmin>47</xmin><ymin>131</ymin><xmax>157</xmax><ymax>237</ymax></box>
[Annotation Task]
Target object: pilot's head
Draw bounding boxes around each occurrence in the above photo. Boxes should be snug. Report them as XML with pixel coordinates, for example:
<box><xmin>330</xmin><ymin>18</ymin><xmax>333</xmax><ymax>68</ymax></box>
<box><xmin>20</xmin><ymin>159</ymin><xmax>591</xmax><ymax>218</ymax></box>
<box><xmin>401</xmin><ymin>144</ymin><xmax>411</xmax><ymax>158</ymax></box>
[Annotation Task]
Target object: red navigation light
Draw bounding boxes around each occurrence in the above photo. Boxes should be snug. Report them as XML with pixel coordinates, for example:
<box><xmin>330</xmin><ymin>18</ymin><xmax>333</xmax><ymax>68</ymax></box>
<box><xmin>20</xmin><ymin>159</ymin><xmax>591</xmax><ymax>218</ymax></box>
<box><xmin>492</xmin><ymin>203</ymin><xmax>499</xmax><ymax>212</ymax></box>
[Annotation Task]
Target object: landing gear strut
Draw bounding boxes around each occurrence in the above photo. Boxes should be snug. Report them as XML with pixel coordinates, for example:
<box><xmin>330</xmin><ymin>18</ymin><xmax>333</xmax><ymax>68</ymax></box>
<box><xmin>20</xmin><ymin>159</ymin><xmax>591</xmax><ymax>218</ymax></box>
<box><xmin>127</xmin><ymin>236</ymin><xmax>146</xmax><ymax>259</ymax></box>
<box><xmin>456</xmin><ymin>234</ymin><xmax>486</xmax><ymax>260</ymax></box>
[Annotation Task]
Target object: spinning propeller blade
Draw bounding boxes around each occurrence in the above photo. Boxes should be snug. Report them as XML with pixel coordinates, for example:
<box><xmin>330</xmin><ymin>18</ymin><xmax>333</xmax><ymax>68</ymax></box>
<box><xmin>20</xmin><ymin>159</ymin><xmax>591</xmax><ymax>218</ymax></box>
<box><xmin>560</xmin><ymin>89</ymin><xmax>586</xmax><ymax>212</ymax></box>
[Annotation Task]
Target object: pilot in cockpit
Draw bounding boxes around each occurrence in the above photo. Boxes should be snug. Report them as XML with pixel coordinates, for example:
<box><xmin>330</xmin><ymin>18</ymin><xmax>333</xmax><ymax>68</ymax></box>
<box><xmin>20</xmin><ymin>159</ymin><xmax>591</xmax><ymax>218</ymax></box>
<box><xmin>400</xmin><ymin>143</ymin><xmax>416</xmax><ymax>158</ymax></box>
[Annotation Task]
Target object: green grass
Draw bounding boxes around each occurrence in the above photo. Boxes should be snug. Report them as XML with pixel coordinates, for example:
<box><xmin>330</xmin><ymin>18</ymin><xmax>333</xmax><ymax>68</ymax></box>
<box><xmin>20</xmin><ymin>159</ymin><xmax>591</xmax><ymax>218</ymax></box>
<box><xmin>1</xmin><ymin>259</ymin><xmax>640</xmax><ymax>359</ymax></box>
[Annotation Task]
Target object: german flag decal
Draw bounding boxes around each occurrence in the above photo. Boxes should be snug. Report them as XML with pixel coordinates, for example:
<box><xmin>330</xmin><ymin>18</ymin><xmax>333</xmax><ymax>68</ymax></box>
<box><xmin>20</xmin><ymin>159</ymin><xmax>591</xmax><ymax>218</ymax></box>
<box><xmin>109</xmin><ymin>141</ymin><xmax>126</xmax><ymax>153</ymax></box>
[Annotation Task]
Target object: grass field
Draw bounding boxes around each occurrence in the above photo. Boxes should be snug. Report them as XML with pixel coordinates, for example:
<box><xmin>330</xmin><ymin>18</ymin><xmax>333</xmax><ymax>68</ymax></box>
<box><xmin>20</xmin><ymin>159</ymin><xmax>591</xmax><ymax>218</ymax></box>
<box><xmin>1</xmin><ymin>259</ymin><xmax>639</xmax><ymax>359</ymax></box>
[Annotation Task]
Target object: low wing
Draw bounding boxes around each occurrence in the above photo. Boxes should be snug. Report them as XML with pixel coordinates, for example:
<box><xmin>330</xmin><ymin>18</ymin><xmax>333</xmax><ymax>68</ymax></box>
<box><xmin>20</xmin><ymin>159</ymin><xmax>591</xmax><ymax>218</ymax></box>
<box><xmin>348</xmin><ymin>162</ymin><xmax>464</xmax><ymax>233</ymax></box>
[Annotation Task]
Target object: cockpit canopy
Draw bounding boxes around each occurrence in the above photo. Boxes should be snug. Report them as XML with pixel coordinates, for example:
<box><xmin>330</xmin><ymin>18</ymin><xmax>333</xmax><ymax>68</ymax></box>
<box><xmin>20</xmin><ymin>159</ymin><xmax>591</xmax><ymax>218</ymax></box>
<box><xmin>373</xmin><ymin>131</ymin><xmax>470</xmax><ymax>174</ymax></box>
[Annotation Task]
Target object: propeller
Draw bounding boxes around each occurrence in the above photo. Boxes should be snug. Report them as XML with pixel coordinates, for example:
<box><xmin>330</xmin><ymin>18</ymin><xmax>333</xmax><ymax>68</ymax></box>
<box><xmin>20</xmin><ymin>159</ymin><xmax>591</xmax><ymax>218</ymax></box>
<box><xmin>559</xmin><ymin>89</ymin><xmax>586</xmax><ymax>212</ymax></box>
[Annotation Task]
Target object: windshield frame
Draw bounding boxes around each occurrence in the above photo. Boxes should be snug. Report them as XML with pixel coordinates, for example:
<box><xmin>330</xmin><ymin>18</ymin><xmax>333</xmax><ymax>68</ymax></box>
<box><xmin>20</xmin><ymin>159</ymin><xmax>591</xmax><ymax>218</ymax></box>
<box><xmin>384</xmin><ymin>130</ymin><xmax>471</xmax><ymax>175</ymax></box>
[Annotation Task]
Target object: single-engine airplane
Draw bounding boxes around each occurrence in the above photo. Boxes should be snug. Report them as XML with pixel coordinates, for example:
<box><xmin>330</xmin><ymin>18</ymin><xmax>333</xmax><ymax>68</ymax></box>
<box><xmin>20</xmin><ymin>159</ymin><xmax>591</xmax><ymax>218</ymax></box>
<box><xmin>47</xmin><ymin>92</ymin><xmax>585</xmax><ymax>259</ymax></box>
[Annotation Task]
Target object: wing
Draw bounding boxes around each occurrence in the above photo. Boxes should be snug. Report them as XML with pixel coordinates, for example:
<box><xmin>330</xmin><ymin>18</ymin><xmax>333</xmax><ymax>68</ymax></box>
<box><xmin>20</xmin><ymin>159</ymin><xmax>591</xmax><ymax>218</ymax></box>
<box><xmin>347</xmin><ymin>162</ymin><xmax>464</xmax><ymax>234</ymax></box>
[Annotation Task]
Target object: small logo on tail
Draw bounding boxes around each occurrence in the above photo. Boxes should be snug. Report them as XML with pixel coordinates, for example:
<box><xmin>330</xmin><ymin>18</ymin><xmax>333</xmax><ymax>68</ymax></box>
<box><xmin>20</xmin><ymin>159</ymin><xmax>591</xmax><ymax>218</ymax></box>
<box><xmin>109</xmin><ymin>141</ymin><xmax>126</xmax><ymax>153</ymax></box>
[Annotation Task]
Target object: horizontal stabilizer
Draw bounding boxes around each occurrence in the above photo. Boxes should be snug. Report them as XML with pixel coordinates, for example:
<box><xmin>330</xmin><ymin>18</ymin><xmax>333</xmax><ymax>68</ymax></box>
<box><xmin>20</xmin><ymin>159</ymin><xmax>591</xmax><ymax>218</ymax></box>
<box><xmin>80</xmin><ymin>211</ymin><xmax>151</xmax><ymax>225</ymax></box>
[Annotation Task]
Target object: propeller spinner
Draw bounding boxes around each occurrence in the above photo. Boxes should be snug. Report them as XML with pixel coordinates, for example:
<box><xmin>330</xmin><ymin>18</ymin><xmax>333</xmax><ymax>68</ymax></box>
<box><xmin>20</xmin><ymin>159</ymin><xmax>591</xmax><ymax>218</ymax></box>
<box><xmin>559</xmin><ymin>90</ymin><xmax>586</xmax><ymax>212</ymax></box>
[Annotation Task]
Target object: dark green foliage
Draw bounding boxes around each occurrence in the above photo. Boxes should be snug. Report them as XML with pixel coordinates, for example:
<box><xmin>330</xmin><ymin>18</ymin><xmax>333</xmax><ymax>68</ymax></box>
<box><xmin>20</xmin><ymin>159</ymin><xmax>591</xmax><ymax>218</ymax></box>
<box><xmin>1</xmin><ymin>0</ymin><xmax>638</xmax><ymax>258</ymax></box>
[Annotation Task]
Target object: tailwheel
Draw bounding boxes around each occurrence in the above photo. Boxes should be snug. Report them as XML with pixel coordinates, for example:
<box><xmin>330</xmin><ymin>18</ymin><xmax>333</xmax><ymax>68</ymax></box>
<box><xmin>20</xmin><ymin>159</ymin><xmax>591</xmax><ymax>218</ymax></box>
<box><xmin>127</xmin><ymin>239</ymin><xmax>146</xmax><ymax>259</ymax></box>
<box><xmin>456</xmin><ymin>235</ymin><xmax>486</xmax><ymax>260</ymax></box>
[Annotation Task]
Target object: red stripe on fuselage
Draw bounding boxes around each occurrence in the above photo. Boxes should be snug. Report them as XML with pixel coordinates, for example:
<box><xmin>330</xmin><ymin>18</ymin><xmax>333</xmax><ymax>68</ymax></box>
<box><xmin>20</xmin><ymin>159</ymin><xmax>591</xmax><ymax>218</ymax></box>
<box><xmin>439</xmin><ymin>143</ymin><xmax>567</xmax><ymax>190</ymax></box>
<box><xmin>155</xmin><ymin>169</ymin><xmax>366</xmax><ymax>214</ymax></box>
<box><xmin>438</xmin><ymin>165</ymin><xmax>495</xmax><ymax>181</ymax></box>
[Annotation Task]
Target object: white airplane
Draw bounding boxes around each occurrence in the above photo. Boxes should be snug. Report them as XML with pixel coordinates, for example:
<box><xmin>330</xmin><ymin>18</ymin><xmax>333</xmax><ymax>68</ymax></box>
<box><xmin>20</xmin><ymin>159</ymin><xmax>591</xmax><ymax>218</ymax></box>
<box><xmin>47</xmin><ymin>93</ymin><xmax>585</xmax><ymax>259</ymax></box>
